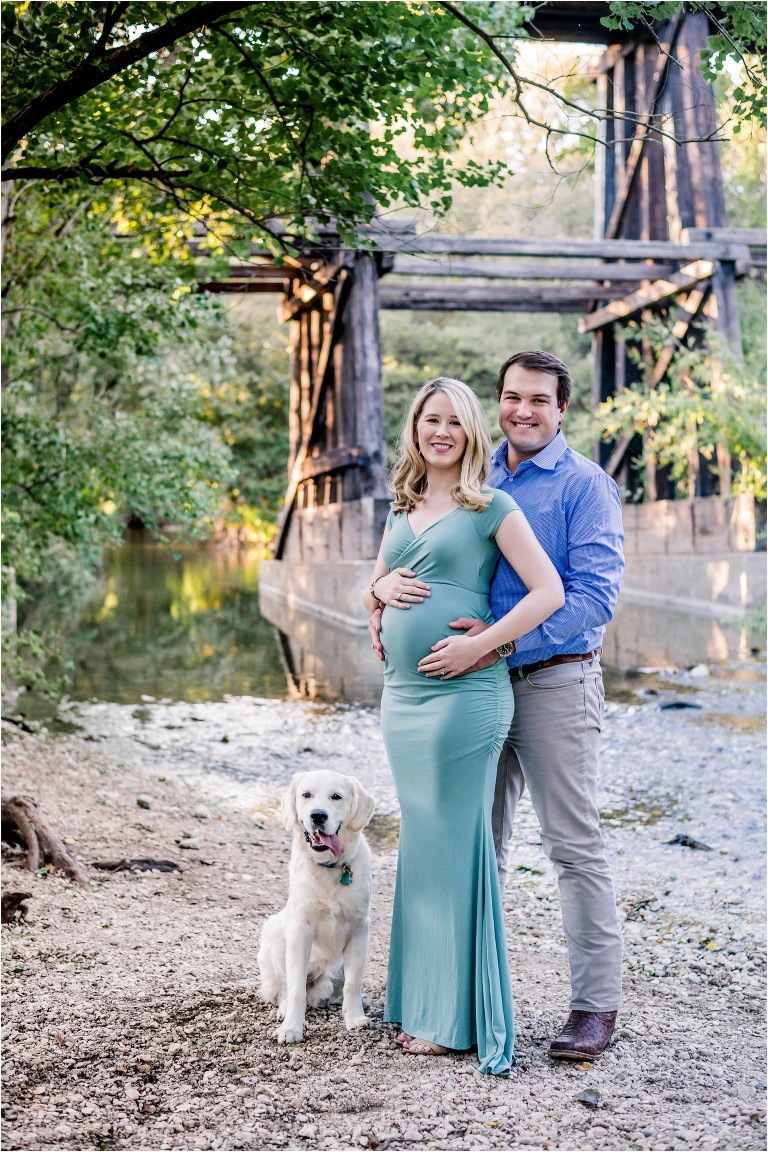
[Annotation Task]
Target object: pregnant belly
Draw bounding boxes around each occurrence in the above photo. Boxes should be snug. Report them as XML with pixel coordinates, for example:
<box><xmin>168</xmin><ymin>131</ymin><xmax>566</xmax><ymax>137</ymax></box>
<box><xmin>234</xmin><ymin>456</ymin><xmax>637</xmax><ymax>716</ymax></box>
<box><xmin>381</xmin><ymin>582</ymin><xmax>494</xmax><ymax>677</ymax></box>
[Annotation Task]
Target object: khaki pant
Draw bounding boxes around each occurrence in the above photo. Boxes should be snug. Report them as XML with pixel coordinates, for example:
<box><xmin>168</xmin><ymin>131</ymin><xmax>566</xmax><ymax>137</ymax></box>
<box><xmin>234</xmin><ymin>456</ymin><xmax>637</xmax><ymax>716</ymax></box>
<box><xmin>492</xmin><ymin>655</ymin><xmax>623</xmax><ymax>1011</ymax></box>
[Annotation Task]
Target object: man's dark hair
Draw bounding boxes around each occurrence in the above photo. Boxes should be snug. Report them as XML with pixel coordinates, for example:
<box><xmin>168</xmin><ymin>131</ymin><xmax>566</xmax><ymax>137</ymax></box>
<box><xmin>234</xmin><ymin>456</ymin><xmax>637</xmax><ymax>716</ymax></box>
<box><xmin>495</xmin><ymin>350</ymin><xmax>572</xmax><ymax>408</ymax></box>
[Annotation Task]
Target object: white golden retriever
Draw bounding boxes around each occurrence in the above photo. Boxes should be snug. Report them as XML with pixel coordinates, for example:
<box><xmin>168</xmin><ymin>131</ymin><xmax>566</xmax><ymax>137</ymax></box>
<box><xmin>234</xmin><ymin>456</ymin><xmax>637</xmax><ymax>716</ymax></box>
<box><xmin>258</xmin><ymin>770</ymin><xmax>376</xmax><ymax>1044</ymax></box>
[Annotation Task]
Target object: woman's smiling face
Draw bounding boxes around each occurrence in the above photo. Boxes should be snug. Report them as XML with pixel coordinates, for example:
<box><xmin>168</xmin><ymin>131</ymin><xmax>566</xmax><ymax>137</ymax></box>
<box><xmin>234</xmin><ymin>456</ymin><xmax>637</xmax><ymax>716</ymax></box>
<box><xmin>415</xmin><ymin>390</ymin><xmax>468</xmax><ymax>471</ymax></box>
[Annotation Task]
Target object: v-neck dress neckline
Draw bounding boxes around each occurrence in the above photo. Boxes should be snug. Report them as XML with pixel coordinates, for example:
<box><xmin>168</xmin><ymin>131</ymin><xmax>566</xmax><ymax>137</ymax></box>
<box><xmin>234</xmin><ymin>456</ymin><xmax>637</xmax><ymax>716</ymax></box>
<box><xmin>406</xmin><ymin>505</ymin><xmax>461</xmax><ymax>541</ymax></box>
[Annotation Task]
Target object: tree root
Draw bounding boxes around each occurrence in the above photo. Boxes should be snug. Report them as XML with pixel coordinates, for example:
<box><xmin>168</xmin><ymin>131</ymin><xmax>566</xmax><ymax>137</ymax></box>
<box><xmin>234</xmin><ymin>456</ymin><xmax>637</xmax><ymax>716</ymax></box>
<box><xmin>92</xmin><ymin>858</ymin><xmax>182</xmax><ymax>873</ymax></box>
<box><xmin>1</xmin><ymin>794</ymin><xmax>89</xmax><ymax>887</ymax></box>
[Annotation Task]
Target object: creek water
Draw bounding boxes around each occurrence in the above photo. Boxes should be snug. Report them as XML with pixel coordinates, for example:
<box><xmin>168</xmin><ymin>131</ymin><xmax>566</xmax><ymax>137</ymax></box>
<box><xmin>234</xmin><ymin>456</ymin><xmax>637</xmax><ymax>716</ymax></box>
<box><xmin>48</xmin><ymin>541</ymin><xmax>757</xmax><ymax>711</ymax></box>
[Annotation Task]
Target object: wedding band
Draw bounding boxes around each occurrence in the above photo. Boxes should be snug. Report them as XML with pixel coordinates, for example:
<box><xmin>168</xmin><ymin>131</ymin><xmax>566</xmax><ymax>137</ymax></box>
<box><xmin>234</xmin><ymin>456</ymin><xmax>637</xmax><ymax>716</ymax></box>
<box><xmin>440</xmin><ymin>668</ymin><xmax>446</xmax><ymax>676</ymax></box>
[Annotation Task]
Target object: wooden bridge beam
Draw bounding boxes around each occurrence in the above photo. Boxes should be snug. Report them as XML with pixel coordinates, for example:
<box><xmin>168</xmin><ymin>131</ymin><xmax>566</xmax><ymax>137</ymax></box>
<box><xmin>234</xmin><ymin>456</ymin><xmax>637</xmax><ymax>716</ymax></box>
<box><xmin>578</xmin><ymin>260</ymin><xmax>714</xmax><ymax>333</ymax></box>
<box><xmin>380</xmin><ymin>282</ymin><xmax>631</xmax><ymax>312</ymax></box>
<box><xmin>273</xmin><ymin>251</ymin><xmax>388</xmax><ymax>561</ymax></box>
<box><xmin>349</xmin><ymin>253</ymin><xmax>388</xmax><ymax>501</ymax></box>
<box><xmin>388</xmin><ymin>256</ymin><xmax>679</xmax><ymax>281</ymax></box>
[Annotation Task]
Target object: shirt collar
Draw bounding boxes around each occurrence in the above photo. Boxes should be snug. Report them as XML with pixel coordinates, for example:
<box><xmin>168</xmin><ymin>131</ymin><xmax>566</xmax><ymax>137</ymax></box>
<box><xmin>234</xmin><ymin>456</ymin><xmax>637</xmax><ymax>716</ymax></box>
<box><xmin>492</xmin><ymin>429</ymin><xmax>568</xmax><ymax>475</ymax></box>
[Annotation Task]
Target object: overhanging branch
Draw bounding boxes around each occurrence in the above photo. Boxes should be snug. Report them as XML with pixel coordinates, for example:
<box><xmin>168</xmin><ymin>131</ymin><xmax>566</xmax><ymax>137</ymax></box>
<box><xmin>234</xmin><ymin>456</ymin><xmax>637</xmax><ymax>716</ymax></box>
<box><xmin>1</xmin><ymin>1</ymin><xmax>253</xmax><ymax>165</ymax></box>
<box><xmin>1</xmin><ymin>165</ymin><xmax>192</xmax><ymax>183</ymax></box>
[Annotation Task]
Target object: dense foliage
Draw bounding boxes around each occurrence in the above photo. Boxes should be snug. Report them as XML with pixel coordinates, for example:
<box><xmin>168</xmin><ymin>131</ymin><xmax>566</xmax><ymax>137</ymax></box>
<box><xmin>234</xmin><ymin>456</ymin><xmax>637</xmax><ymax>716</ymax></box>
<box><xmin>2</xmin><ymin>1</ymin><xmax>519</xmax><ymax>242</ymax></box>
<box><xmin>598</xmin><ymin>319</ymin><xmax>767</xmax><ymax>501</ymax></box>
<box><xmin>199</xmin><ymin>301</ymin><xmax>291</xmax><ymax>535</ymax></box>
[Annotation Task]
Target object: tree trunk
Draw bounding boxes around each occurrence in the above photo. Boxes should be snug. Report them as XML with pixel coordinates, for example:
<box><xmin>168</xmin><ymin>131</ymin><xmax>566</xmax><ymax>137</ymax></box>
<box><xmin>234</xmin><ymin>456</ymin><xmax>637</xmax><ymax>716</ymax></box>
<box><xmin>1</xmin><ymin>794</ymin><xmax>89</xmax><ymax>887</ymax></box>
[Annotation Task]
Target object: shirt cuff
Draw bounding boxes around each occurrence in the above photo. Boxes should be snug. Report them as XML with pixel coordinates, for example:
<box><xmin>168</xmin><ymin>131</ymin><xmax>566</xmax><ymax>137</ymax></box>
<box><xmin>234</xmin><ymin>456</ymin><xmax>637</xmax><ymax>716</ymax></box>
<box><xmin>511</xmin><ymin>626</ymin><xmax>541</xmax><ymax>653</ymax></box>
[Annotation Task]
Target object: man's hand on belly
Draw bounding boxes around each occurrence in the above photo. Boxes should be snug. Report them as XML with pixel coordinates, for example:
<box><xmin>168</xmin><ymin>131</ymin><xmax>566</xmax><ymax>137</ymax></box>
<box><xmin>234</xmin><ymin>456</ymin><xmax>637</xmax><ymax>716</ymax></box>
<box><xmin>447</xmin><ymin>617</ymin><xmax>500</xmax><ymax>674</ymax></box>
<box><xmin>368</xmin><ymin>607</ymin><xmax>384</xmax><ymax>662</ymax></box>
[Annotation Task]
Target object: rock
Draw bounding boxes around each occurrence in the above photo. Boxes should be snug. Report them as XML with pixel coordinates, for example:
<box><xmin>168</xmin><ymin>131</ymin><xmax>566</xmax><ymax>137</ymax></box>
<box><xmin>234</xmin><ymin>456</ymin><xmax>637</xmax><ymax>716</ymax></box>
<box><xmin>177</xmin><ymin>837</ymin><xmax>201</xmax><ymax>850</ymax></box>
<box><xmin>136</xmin><ymin>796</ymin><xmax>153</xmax><ymax>810</ymax></box>
<box><xmin>688</xmin><ymin>664</ymin><xmax>710</xmax><ymax>678</ymax></box>
<box><xmin>667</xmin><ymin>834</ymin><xmax>713</xmax><ymax>851</ymax></box>
<box><xmin>232</xmin><ymin>1132</ymin><xmax>255</xmax><ymax>1148</ymax></box>
<box><xmin>193</xmin><ymin>806</ymin><xmax>211</xmax><ymax>820</ymax></box>
<box><xmin>577</xmin><ymin>1089</ymin><xmax>600</xmax><ymax>1108</ymax></box>
<box><xmin>298</xmin><ymin>1123</ymin><xmax>317</xmax><ymax>1138</ymax></box>
<box><xmin>402</xmin><ymin>1126</ymin><xmax>422</xmax><ymax>1141</ymax></box>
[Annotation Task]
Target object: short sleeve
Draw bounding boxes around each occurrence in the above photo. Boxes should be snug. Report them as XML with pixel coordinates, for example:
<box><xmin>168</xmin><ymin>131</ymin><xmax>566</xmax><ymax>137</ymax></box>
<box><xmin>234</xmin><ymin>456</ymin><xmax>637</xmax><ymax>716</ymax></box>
<box><xmin>386</xmin><ymin>508</ymin><xmax>395</xmax><ymax>531</ymax></box>
<box><xmin>475</xmin><ymin>489</ymin><xmax>520</xmax><ymax>541</ymax></box>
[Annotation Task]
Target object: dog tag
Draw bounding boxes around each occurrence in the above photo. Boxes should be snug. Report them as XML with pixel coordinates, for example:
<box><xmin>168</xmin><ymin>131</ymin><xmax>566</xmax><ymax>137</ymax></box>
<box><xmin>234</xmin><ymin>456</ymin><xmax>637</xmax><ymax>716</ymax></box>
<box><xmin>340</xmin><ymin>865</ymin><xmax>353</xmax><ymax>885</ymax></box>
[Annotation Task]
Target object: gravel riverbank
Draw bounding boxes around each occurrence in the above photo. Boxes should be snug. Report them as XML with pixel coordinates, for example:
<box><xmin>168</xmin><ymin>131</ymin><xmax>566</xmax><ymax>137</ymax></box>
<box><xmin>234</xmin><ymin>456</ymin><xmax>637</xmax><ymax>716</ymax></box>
<box><xmin>2</xmin><ymin>662</ymin><xmax>765</xmax><ymax>1152</ymax></box>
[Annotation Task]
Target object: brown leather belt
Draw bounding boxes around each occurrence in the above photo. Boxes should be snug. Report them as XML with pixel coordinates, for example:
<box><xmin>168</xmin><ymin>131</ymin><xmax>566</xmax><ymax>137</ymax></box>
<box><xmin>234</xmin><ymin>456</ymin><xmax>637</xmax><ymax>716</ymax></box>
<box><xmin>509</xmin><ymin>649</ymin><xmax>601</xmax><ymax>680</ymax></box>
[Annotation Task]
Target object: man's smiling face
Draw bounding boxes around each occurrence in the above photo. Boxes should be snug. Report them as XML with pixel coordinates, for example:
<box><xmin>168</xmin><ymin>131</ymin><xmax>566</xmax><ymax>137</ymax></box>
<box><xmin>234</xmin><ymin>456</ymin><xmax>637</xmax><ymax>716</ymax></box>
<box><xmin>498</xmin><ymin>363</ymin><xmax>568</xmax><ymax>463</ymax></box>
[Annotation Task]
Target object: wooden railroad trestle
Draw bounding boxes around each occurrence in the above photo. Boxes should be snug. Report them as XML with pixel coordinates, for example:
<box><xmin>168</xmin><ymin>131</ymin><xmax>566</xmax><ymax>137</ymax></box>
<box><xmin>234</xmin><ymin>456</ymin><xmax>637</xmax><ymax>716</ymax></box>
<box><xmin>199</xmin><ymin>7</ymin><xmax>766</xmax><ymax>563</ymax></box>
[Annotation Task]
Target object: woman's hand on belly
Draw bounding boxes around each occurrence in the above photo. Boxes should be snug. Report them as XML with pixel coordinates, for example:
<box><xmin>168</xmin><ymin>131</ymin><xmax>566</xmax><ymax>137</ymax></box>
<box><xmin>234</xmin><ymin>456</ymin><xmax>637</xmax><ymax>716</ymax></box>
<box><xmin>417</xmin><ymin>630</ymin><xmax>487</xmax><ymax>679</ymax></box>
<box><xmin>373</xmin><ymin>567</ymin><xmax>431</xmax><ymax>609</ymax></box>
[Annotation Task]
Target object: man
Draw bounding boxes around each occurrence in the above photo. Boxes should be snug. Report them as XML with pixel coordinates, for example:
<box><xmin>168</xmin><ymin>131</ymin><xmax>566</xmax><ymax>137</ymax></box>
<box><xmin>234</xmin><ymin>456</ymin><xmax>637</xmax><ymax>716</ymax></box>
<box><xmin>369</xmin><ymin>349</ymin><xmax>625</xmax><ymax>1062</ymax></box>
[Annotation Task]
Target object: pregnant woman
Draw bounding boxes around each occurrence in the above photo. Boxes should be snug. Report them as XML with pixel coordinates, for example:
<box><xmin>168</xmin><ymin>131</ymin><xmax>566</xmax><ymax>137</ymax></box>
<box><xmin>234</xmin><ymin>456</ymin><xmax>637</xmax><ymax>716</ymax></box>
<box><xmin>362</xmin><ymin>377</ymin><xmax>563</xmax><ymax>1075</ymax></box>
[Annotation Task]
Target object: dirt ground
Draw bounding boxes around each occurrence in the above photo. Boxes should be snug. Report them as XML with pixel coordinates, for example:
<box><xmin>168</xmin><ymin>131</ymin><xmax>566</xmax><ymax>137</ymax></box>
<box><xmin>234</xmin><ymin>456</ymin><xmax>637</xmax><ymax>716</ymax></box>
<box><xmin>1</xmin><ymin>670</ymin><xmax>765</xmax><ymax>1152</ymax></box>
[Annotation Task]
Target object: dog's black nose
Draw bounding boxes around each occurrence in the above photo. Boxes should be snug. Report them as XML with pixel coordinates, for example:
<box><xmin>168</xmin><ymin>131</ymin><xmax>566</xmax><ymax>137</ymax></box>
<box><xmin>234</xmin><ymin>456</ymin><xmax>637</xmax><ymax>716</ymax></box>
<box><xmin>310</xmin><ymin>809</ymin><xmax>327</xmax><ymax>827</ymax></box>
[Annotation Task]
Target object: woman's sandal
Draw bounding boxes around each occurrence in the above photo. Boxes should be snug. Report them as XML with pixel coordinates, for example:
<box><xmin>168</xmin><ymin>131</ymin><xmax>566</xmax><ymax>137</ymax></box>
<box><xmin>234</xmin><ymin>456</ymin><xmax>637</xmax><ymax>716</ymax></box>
<box><xmin>402</xmin><ymin>1037</ymin><xmax>449</xmax><ymax>1056</ymax></box>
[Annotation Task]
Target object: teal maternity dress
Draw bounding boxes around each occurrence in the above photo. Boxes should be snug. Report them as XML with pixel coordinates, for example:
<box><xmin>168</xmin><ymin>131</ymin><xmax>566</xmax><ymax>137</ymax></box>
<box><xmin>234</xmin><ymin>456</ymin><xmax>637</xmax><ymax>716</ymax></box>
<box><xmin>380</xmin><ymin>490</ymin><xmax>518</xmax><ymax>1075</ymax></box>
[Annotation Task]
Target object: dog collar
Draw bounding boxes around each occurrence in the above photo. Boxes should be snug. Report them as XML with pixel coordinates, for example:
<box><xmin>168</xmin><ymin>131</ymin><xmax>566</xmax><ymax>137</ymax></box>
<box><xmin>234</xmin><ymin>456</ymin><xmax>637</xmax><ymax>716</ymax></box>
<box><xmin>317</xmin><ymin>860</ymin><xmax>354</xmax><ymax>885</ymax></box>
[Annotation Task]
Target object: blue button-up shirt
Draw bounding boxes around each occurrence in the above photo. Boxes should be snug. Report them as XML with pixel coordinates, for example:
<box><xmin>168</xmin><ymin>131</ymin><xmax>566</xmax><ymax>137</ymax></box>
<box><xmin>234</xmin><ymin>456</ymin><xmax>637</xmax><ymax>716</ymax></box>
<box><xmin>488</xmin><ymin>430</ymin><xmax>625</xmax><ymax>667</ymax></box>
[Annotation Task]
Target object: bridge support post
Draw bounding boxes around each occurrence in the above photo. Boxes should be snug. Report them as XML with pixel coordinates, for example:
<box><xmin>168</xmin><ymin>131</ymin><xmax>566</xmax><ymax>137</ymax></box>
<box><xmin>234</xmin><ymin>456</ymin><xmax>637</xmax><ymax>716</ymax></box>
<box><xmin>349</xmin><ymin>253</ymin><xmax>389</xmax><ymax>502</ymax></box>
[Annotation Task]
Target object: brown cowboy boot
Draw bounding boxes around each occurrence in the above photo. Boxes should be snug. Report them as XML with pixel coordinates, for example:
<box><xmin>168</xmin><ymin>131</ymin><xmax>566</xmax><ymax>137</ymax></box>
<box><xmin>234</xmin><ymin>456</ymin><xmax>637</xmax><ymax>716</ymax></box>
<box><xmin>548</xmin><ymin>1010</ymin><xmax>618</xmax><ymax>1061</ymax></box>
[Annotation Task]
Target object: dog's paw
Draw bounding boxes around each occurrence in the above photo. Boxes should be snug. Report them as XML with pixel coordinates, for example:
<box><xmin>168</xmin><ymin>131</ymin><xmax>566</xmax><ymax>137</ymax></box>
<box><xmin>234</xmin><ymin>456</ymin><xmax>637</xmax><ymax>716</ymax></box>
<box><xmin>274</xmin><ymin>1022</ymin><xmax>304</xmax><ymax>1045</ymax></box>
<box><xmin>344</xmin><ymin>1013</ymin><xmax>369</xmax><ymax>1032</ymax></box>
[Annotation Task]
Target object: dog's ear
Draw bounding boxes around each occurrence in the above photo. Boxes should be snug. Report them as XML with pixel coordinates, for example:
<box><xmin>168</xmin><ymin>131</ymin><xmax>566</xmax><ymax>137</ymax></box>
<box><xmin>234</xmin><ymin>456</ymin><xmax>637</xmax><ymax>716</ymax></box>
<box><xmin>280</xmin><ymin>776</ymin><xmax>301</xmax><ymax>832</ymax></box>
<box><xmin>347</xmin><ymin>777</ymin><xmax>376</xmax><ymax>833</ymax></box>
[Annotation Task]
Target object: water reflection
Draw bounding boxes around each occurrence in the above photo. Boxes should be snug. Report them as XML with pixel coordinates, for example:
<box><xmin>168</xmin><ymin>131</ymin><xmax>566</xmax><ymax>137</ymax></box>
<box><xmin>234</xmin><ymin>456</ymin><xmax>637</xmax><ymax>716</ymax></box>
<box><xmin>264</xmin><ymin>591</ymin><xmax>384</xmax><ymax>707</ymax></box>
<box><xmin>67</xmin><ymin>540</ymin><xmax>287</xmax><ymax>704</ymax></box>
<box><xmin>60</xmin><ymin>542</ymin><xmax>760</xmax><ymax>710</ymax></box>
<box><xmin>604</xmin><ymin>597</ymin><xmax>753</xmax><ymax>670</ymax></box>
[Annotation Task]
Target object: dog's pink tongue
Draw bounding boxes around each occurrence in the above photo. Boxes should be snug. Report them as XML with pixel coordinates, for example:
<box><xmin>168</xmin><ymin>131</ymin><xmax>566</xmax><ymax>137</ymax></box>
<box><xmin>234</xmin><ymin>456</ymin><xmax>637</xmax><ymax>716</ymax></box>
<box><xmin>317</xmin><ymin>832</ymin><xmax>343</xmax><ymax>857</ymax></box>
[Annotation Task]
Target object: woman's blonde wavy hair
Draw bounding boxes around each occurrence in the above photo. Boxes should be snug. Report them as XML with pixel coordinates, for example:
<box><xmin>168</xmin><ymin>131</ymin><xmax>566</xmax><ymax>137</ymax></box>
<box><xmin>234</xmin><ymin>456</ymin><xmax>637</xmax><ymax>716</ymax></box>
<box><xmin>390</xmin><ymin>377</ymin><xmax>493</xmax><ymax>513</ymax></box>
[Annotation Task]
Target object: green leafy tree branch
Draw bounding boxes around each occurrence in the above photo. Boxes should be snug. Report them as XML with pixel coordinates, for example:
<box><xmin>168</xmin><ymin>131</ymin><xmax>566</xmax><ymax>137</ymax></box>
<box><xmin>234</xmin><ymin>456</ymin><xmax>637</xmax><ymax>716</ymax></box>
<box><xmin>598</xmin><ymin>317</ymin><xmax>767</xmax><ymax>501</ymax></box>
